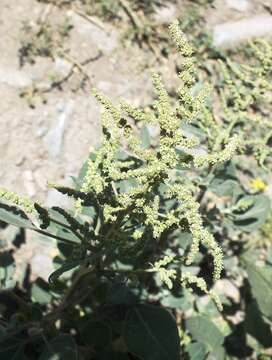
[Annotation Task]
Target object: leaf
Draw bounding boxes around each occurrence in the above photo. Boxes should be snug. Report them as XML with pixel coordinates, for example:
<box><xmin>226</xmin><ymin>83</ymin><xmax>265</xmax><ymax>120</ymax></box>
<box><xmin>185</xmin><ymin>316</ymin><xmax>224</xmax><ymax>352</ymax></box>
<box><xmin>210</xmin><ymin>179</ymin><xmax>241</xmax><ymax>198</ymax></box>
<box><xmin>207</xmin><ymin>346</ymin><xmax>225</xmax><ymax>360</ymax></box>
<box><xmin>80</xmin><ymin>320</ymin><xmax>111</xmax><ymax>348</ymax></box>
<box><xmin>232</xmin><ymin>194</ymin><xmax>270</xmax><ymax>232</ymax></box>
<box><xmin>140</xmin><ymin>126</ymin><xmax>151</xmax><ymax>149</ymax></box>
<box><xmin>31</xmin><ymin>278</ymin><xmax>52</xmax><ymax>305</ymax></box>
<box><xmin>0</xmin><ymin>340</ymin><xmax>27</xmax><ymax>360</ymax></box>
<box><xmin>181</xmin><ymin>123</ymin><xmax>206</xmax><ymax>142</ymax></box>
<box><xmin>0</xmin><ymin>202</ymin><xmax>33</xmax><ymax>229</ymax></box>
<box><xmin>245</xmin><ymin>300</ymin><xmax>272</xmax><ymax>348</ymax></box>
<box><xmin>161</xmin><ymin>289</ymin><xmax>194</xmax><ymax>309</ymax></box>
<box><xmin>39</xmin><ymin>334</ymin><xmax>82</xmax><ymax>360</ymax></box>
<box><xmin>124</xmin><ymin>304</ymin><xmax>180</xmax><ymax>360</ymax></box>
<box><xmin>116</xmin><ymin>179</ymin><xmax>138</xmax><ymax>194</ymax></box>
<box><xmin>185</xmin><ymin>342</ymin><xmax>208</xmax><ymax>360</ymax></box>
<box><xmin>245</xmin><ymin>261</ymin><xmax>272</xmax><ymax>320</ymax></box>
<box><xmin>107</xmin><ymin>282</ymin><xmax>137</xmax><ymax>306</ymax></box>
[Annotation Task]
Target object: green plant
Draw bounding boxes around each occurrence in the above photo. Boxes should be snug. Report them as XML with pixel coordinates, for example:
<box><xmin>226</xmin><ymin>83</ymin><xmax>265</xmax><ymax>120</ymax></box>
<box><xmin>1</xmin><ymin>21</ymin><xmax>272</xmax><ymax>359</ymax></box>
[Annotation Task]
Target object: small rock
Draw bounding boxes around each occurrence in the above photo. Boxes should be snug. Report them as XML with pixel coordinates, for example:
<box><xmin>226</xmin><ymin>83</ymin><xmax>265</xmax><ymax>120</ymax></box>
<box><xmin>213</xmin><ymin>15</ymin><xmax>272</xmax><ymax>48</ymax></box>
<box><xmin>44</xmin><ymin>100</ymin><xmax>74</xmax><ymax>158</ymax></box>
<box><xmin>53</xmin><ymin>57</ymin><xmax>72</xmax><ymax>76</ymax></box>
<box><xmin>0</xmin><ymin>67</ymin><xmax>32</xmax><ymax>88</ymax></box>
<box><xmin>226</xmin><ymin>0</ymin><xmax>249</xmax><ymax>12</ymax></box>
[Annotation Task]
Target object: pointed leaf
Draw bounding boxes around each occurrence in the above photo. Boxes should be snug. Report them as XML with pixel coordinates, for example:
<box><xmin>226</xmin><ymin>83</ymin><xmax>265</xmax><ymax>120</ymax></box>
<box><xmin>233</xmin><ymin>195</ymin><xmax>270</xmax><ymax>232</ymax></box>
<box><xmin>39</xmin><ymin>334</ymin><xmax>82</xmax><ymax>360</ymax></box>
<box><xmin>124</xmin><ymin>304</ymin><xmax>180</xmax><ymax>360</ymax></box>
<box><xmin>245</xmin><ymin>261</ymin><xmax>272</xmax><ymax>320</ymax></box>
<box><xmin>186</xmin><ymin>342</ymin><xmax>208</xmax><ymax>360</ymax></box>
<box><xmin>185</xmin><ymin>316</ymin><xmax>224</xmax><ymax>351</ymax></box>
<box><xmin>0</xmin><ymin>202</ymin><xmax>33</xmax><ymax>229</ymax></box>
<box><xmin>245</xmin><ymin>300</ymin><xmax>272</xmax><ymax>348</ymax></box>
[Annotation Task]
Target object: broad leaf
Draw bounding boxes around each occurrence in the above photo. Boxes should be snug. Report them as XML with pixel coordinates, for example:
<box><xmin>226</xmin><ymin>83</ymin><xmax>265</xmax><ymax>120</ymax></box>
<box><xmin>80</xmin><ymin>320</ymin><xmax>111</xmax><ymax>348</ymax></box>
<box><xmin>0</xmin><ymin>202</ymin><xmax>33</xmax><ymax>229</ymax></box>
<box><xmin>124</xmin><ymin>304</ymin><xmax>180</xmax><ymax>360</ymax></box>
<box><xmin>39</xmin><ymin>334</ymin><xmax>82</xmax><ymax>360</ymax></box>
<box><xmin>31</xmin><ymin>278</ymin><xmax>52</xmax><ymax>305</ymax></box>
<box><xmin>0</xmin><ymin>336</ymin><xmax>27</xmax><ymax>360</ymax></box>
<box><xmin>245</xmin><ymin>300</ymin><xmax>272</xmax><ymax>348</ymax></box>
<box><xmin>140</xmin><ymin>126</ymin><xmax>151</xmax><ymax>149</ymax></box>
<box><xmin>186</xmin><ymin>316</ymin><xmax>224</xmax><ymax>351</ymax></box>
<box><xmin>186</xmin><ymin>342</ymin><xmax>208</xmax><ymax>360</ymax></box>
<box><xmin>232</xmin><ymin>195</ymin><xmax>270</xmax><ymax>232</ymax></box>
<box><xmin>245</xmin><ymin>261</ymin><xmax>272</xmax><ymax>320</ymax></box>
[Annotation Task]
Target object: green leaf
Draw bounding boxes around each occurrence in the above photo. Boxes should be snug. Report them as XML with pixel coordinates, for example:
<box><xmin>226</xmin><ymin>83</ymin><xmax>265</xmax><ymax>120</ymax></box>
<box><xmin>232</xmin><ymin>194</ymin><xmax>270</xmax><ymax>232</ymax></box>
<box><xmin>210</xmin><ymin>179</ymin><xmax>241</xmax><ymax>198</ymax></box>
<box><xmin>124</xmin><ymin>304</ymin><xmax>180</xmax><ymax>360</ymax></box>
<box><xmin>0</xmin><ymin>341</ymin><xmax>27</xmax><ymax>360</ymax></box>
<box><xmin>185</xmin><ymin>316</ymin><xmax>224</xmax><ymax>352</ymax></box>
<box><xmin>39</xmin><ymin>335</ymin><xmax>82</xmax><ymax>360</ymax></box>
<box><xmin>0</xmin><ymin>202</ymin><xmax>33</xmax><ymax>229</ymax></box>
<box><xmin>207</xmin><ymin>346</ymin><xmax>225</xmax><ymax>360</ymax></box>
<box><xmin>185</xmin><ymin>342</ymin><xmax>208</xmax><ymax>360</ymax></box>
<box><xmin>245</xmin><ymin>300</ymin><xmax>272</xmax><ymax>348</ymax></box>
<box><xmin>81</xmin><ymin>320</ymin><xmax>111</xmax><ymax>348</ymax></box>
<box><xmin>161</xmin><ymin>289</ymin><xmax>194</xmax><ymax>309</ymax></box>
<box><xmin>31</xmin><ymin>278</ymin><xmax>52</xmax><ymax>305</ymax></box>
<box><xmin>140</xmin><ymin>126</ymin><xmax>151</xmax><ymax>149</ymax></box>
<box><xmin>245</xmin><ymin>261</ymin><xmax>272</xmax><ymax>320</ymax></box>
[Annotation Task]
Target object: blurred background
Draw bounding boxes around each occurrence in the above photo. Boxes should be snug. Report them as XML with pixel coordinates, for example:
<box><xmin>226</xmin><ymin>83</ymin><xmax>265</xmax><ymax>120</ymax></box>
<box><xmin>1</xmin><ymin>0</ymin><xmax>272</xmax><ymax>277</ymax></box>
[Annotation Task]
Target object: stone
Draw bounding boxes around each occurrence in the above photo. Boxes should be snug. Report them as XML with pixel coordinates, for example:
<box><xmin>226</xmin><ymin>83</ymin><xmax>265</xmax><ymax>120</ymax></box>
<box><xmin>53</xmin><ymin>57</ymin><xmax>73</xmax><ymax>76</ymax></box>
<box><xmin>0</xmin><ymin>67</ymin><xmax>32</xmax><ymax>88</ymax></box>
<box><xmin>226</xmin><ymin>0</ymin><xmax>249</xmax><ymax>12</ymax></box>
<box><xmin>213</xmin><ymin>15</ymin><xmax>272</xmax><ymax>48</ymax></box>
<box><xmin>44</xmin><ymin>100</ymin><xmax>74</xmax><ymax>158</ymax></box>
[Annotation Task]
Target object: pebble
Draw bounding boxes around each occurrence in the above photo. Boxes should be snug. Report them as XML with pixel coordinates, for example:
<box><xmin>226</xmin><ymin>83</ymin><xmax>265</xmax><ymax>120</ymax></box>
<box><xmin>44</xmin><ymin>100</ymin><xmax>74</xmax><ymax>158</ymax></box>
<box><xmin>213</xmin><ymin>14</ymin><xmax>272</xmax><ymax>48</ymax></box>
<box><xmin>0</xmin><ymin>67</ymin><xmax>32</xmax><ymax>88</ymax></box>
<box><xmin>225</xmin><ymin>0</ymin><xmax>249</xmax><ymax>12</ymax></box>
